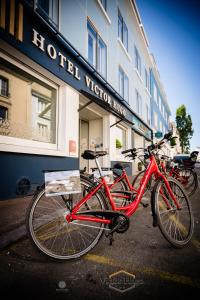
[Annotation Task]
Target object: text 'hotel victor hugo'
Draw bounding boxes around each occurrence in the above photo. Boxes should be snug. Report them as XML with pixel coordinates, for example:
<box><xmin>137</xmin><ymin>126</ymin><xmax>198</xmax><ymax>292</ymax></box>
<box><xmin>0</xmin><ymin>0</ymin><xmax>171</xmax><ymax>199</ymax></box>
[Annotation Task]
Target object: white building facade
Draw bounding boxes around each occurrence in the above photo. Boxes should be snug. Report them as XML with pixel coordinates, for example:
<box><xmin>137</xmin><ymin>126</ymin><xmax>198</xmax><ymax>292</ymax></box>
<box><xmin>0</xmin><ymin>0</ymin><xmax>171</xmax><ymax>199</ymax></box>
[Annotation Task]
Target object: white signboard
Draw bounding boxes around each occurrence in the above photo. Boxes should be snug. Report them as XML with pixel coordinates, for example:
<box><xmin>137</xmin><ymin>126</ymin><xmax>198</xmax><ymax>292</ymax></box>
<box><xmin>92</xmin><ymin>170</ymin><xmax>114</xmax><ymax>185</ymax></box>
<box><xmin>45</xmin><ymin>170</ymin><xmax>81</xmax><ymax>196</ymax></box>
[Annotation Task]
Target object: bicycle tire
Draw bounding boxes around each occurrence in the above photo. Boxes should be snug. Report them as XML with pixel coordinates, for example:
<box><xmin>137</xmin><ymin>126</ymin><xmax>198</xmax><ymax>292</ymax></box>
<box><xmin>132</xmin><ymin>170</ymin><xmax>152</xmax><ymax>195</ymax></box>
<box><xmin>152</xmin><ymin>177</ymin><xmax>194</xmax><ymax>248</ymax></box>
<box><xmin>110</xmin><ymin>169</ymin><xmax>128</xmax><ymax>191</ymax></box>
<box><xmin>26</xmin><ymin>175</ymin><xmax>108</xmax><ymax>261</ymax></box>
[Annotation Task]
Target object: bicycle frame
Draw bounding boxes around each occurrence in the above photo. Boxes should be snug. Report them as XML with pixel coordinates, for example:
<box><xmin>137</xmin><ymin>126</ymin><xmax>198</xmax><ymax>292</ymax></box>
<box><xmin>66</xmin><ymin>154</ymin><xmax>181</xmax><ymax>225</ymax></box>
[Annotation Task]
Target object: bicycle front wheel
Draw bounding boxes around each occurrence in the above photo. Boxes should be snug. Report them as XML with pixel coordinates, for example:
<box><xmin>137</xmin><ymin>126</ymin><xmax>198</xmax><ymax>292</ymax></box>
<box><xmin>152</xmin><ymin>178</ymin><xmax>194</xmax><ymax>248</ymax></box>
<box><xmin>26</xmin><ymin>176</ymin><xmax>107</xmax><ymax>261</ymax></box>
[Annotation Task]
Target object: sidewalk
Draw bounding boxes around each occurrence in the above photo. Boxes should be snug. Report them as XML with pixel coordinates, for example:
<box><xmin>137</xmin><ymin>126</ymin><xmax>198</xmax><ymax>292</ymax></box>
<box><xmin>0</xmin><ymin>196</ymin><xmax>32</xmax><ymax>250</ymax></box>
<box><xmin>0</xmin><ymin>174</ymin><xmax>139</xmax><ymax>250</ymax></box>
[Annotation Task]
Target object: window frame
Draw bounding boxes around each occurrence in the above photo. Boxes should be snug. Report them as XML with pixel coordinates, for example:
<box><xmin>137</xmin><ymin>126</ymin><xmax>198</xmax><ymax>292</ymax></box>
<box><xmin>0</xmin><ymin>75</ymin><xmax>9</xmax><ymax>97</ymax></box>
<box><xmin>118</xmin><ymin>66</ymin><xmax>129</xmax><ymax>103</ymax></box>
<box><xmin>145</xmin><ymin>68</ymin><xmax>150</xmax><ymax>91</ymax></box>
<box><xmin>116</xmin><ymin>124</ymin><xmax>127</xmax><ymax>153</ymax></box>
<box><xmin>154</xmin><ymin>111</ymin><xmax>158</xmax><ymax>129</ymax></box>
<box><xmin>0</xmin><ymin>53</ymin><xmax>66</xmax><ymax>156</ymax></box>
<box><xmin>118</xmin><ymin>9</ymin><xmax>128</xmax><ymax>51</ymax></box>
<box><xmin>135</xmin><ymin>89</ymin><xmax>142</xmax><ymax>116</ymax></box>
<box><xmin>99</xmin><ymin>0</ymin><xmax>106</xmax><ymax>11</ymax></box>
<box><xmin>87</xmin><ymin>19</ymin><xmax>107</xmax><ymax>79</ymax></box>
<box><xmin>35</xmin><ymin>0</ymin><xmax>60</xmax><ymax>29</ymax></box>
<box><xmin>0</xmin><ymin>105</ymin><xmax>8</xmax><ymax>120</ymax></box>
<box><xmin>146</xmin><ymin>103</ymin><xmax>150</xmax><ymax>125</ymax></box>
<box><xmin>134</xmin><ymin>46</ymin><xmax>141</xmax><ymax>76</ymax></box>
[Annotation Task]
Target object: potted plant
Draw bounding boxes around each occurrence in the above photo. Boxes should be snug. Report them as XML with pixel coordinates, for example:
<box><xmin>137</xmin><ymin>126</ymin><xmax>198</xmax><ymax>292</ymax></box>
<box><xmin>116</xmin><ymin>138</ymin><xmax>123</xmax><ymax>149</ymax></box>
<box><xmin>116</xmin><ymin>138</ymin><xmax>123</xmax><ymax>156</ymax></box>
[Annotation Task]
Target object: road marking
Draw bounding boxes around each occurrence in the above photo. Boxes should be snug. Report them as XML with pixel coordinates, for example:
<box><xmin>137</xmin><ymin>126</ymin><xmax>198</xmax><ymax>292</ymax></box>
<box><xmin>191</xmin><ymin>239</ymin><xmax>200</xmax><ymax>251</ymax></box>
<box><xmin>84</xmin><ymin>254</ymin><xmax>200</xmax><ymax>288</ymax></box>
<box><xmin>85</xmin><ymin>253</ymin><xmax>121</xmax><ymax>267</ymax></box>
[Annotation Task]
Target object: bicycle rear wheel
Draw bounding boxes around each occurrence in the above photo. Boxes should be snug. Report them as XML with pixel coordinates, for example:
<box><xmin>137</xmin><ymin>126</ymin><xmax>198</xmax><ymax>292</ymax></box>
<box><xmin>132</xmin><ymin>170</ymin><xmax>152</xmax><ymax>195</ymax></box>
<box><xmin>152</xmin><ymin>178</ymin><xmax>194</xmax><ymax>248</ymax></box>
<box><xmin>26</xmin><ymin>176</ymin><xmax>107</xmax><ymax>261</ymax></box>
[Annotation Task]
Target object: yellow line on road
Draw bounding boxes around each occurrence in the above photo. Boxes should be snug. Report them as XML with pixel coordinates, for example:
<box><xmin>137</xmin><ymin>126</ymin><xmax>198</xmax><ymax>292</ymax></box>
<box><xmin>85</xmin><ymin>253</ymin><xmax>121</xmax><ymax>267</ymax></box>
<box><xmin>84</xmin><ymin>254</ymin><xmax>200</xmax><ymax>288</ymax></box>
<box><xmin>191</xmin><ymin>239</ymin><xmax>200</xmax><ymax>252</ymax></box>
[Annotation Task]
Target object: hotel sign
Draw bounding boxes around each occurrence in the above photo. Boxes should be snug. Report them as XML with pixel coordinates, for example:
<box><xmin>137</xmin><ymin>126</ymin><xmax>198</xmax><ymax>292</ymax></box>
<box><xmin>32</xmin><ymin>29</ymin><xmax>126</xmax><ymax>116</ymax></box>
<box><xmin>132</xmin><ymin>115</ymin><xmax>152</xmax><ymax>140</ymax></box>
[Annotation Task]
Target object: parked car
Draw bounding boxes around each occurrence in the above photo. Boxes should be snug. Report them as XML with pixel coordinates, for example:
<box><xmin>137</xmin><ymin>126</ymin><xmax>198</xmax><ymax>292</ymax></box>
<box><xmin>173</xmin><ymin>151</ymin><xmax>199</xmax><ymax>167</ymax></box>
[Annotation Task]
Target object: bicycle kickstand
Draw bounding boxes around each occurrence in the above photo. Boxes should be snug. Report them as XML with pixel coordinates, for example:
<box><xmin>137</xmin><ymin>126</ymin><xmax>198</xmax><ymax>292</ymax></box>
<box><xmin>107</xmin><ymin>233</ymin><xmax>114</xmax><ymax>246</ymax></box>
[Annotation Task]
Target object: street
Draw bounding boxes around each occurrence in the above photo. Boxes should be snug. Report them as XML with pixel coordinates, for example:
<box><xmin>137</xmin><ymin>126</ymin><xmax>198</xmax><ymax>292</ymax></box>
<box><xmin>0</xmin><ymin>171</ymin><xmax>200</xmax><ymax>300</ymax></box>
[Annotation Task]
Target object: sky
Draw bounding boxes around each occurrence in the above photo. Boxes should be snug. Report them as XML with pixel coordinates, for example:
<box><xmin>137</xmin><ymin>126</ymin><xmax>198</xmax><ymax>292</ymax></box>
<box><xmin>136</xmin><ymin>0</ymin><xmax>200</xmax><ymax>150</ymax></box>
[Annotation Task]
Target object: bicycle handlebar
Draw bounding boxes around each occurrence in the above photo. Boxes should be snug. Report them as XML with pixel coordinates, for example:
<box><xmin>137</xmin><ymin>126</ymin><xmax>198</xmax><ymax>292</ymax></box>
<box><xmin>121</xmin><ymin>148</ymin><xmax>136</xmax><ymax>154</ymax></box>
<box><xmin>121</xmin><ymin>131</ymin><xmax>175</xmax><ymax>158</ymax></box>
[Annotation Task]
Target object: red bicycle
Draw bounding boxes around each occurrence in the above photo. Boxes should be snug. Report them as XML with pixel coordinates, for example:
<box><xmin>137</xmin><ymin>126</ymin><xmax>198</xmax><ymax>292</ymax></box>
<box><xmin>26</xmin><ymin>134</ymin><xmax>194</xmax><ymax>261</ymax></box>
<box><xmin>159</xmin><ymin>155</ymin><xmax>198</xmax><ymax>196</ymax></box>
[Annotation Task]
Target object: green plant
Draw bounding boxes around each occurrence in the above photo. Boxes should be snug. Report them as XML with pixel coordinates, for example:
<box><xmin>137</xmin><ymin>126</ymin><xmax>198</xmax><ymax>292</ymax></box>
<box><xmin>170</xmin><ymin>137</ymin><xmax>177</xmax><ymax>147</ymax></box>
<box><xmin>176</xmin><ymin>105</ymin><xmax>193</xmax><ymax>153</ymax></box>
<box><xmin>116</xmin><ymin>138</ymin><xmax>123</xmax><ymax>149</ymax></box>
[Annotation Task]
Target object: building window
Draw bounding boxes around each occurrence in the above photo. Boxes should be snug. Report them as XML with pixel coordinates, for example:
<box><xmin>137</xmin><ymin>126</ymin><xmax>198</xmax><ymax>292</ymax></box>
<box><xmin>119</xmin><ymin>66</ymin><xmax>129</xmax><ymax>102</ymax></box>
<box><xmin>134</xmin><ymin>46</ymin><xmax>141</xmax><ymax>75</ymax></box>
<box><xmin>0</xmin><ymin>106</ymin><xmax>8</xmax><ymax>120</ymax></box>
<box><xmin>118</xmin><ymin>10</ymin><xmax>128</xmax><ymax>51</ymax></box>
<box><xmin>153</xmin><ymin>83</ymin><xmax>157</xmax><ymax>102</ymax></box>
<box><xmin>87</xmin><ymin>20</ymin><xmax>107</xmax><ymax>78</ymax></box>
<box><xmin>146</xmin><ymin>104</ymin><xmax>150</xmax><ymax>125</ymax></box>
<box><xmin>0</xmin><ymin>61</ymin><xmax>57</xmax><ymax>144</ymax></box>
<box><xmin>158</xmin><ymin>95</ymin><xmax>161</xmax><ymax>109</ymax></box>
<box><xmin>0</xmin><ymin>76</ymin><xmax>8</xmax><ymax>97</ymax></box>
<box><xmin>116</xmin><ymin>125</ymin><xmax>126</xmax><ymax>152</ymax></box>
<box><xmin>145</xmin><ymin>68</ymin><xmax>149</xmax><ymax>90</ymax></box>
<box><xmin>99</xmin><ymin>0</ymin><xmax>106</xmax><ymax>11</ymax></box>
<box><xmin>162</xmin><ymin>103</ymin><xmax>164</xmax><ymax>116</ymax></box>
<box><xmin>154</xmin><ymin>112</ymin><xmax>158</xmax><ymax>130</ymax></box>
<box><xmin>36</xmin><ymin>0</ymin><xmax>59</xmax><ymax>28</ymax></box>
<box><xmin>135</xmin><ymin>89</ymin><xmax>142</xmax><ymax>116</ymax></box>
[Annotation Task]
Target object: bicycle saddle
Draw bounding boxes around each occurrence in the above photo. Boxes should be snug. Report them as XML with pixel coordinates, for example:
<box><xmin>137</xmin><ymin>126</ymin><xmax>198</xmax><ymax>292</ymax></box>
<box><xmin>113</xmin><ymin>163</ymin><xmax>130</xmax><ymax>170</ymax></box>
<box><xmin>81</xmin><ymin>150</ymin><xmax>107</xmax><ymax>160</ymax></box>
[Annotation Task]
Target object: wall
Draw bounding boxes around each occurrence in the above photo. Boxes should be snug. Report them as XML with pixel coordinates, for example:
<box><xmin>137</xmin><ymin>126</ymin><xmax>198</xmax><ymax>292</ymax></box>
<box><xmin>60</xmin><ymin>0</ymin><xmax>152</xmax><ymax>131</ymax></box>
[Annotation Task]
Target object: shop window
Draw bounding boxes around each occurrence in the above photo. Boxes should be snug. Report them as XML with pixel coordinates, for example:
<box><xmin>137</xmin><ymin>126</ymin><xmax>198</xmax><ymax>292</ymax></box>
<box><xmin>35</xmin><ymin>0</ymin><xmax>59</xmax><ymax>28</ymax></box>
<box><xmin>87</xmin><ymin>20</ymin><xmax>107</xmax><ymax>78</ymax></box>
<box><xmin>118</xmin><ymin>10</ymin><xmax>128</xmax><ymax>51</ymax></box>
<box><xmin>119</xmin><ymin>66</ymin><xmax>129</xmax><ymax>102</ymax></box>
<box><xmin>116</xmin><ymin>125</ymin><xmax>126</xmax><ymax>153</ymax></box>
<box><xmin>0</xmin><ymin>76</ymin><xmax>8</xmax><ymax>97</ymax></box>
<box><xmin>0</xmin><ymin>61</ymin><xmax>57</xmax><ymax>144</ymax></box>
<box><xmin>134</xmin><ymin>46</ymin><xmax>141</xmax><ymax>76</ymax></box>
